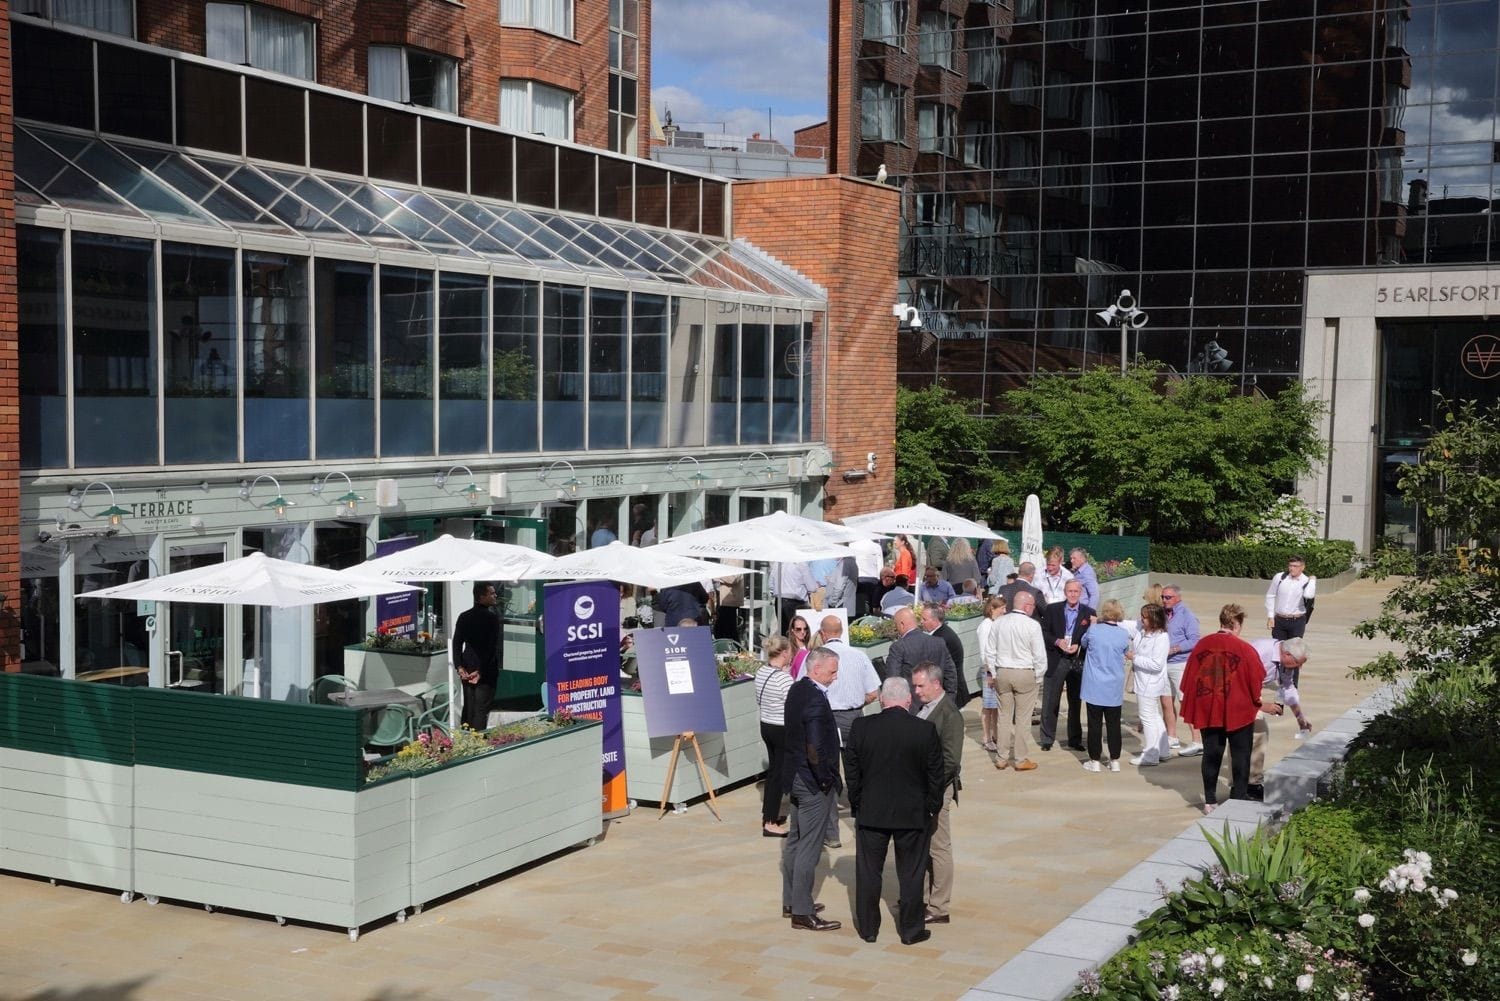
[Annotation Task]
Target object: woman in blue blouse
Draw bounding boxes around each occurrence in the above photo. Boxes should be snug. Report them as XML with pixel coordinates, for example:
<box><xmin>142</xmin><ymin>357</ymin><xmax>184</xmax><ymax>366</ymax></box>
<box><xmin>1079</xmin><ymin>599</ymin><xmax>1132</xmax><ymax>772</ymax></box>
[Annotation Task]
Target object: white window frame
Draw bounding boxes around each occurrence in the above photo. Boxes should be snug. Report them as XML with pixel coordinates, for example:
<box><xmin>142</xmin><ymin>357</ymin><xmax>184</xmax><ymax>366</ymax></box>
<box><xmin>500</xmin><ymin>79</ymin><xmax>576</xmax><ymax>141</ymax></box>
<box><xmin>500</xmin><ymin>0</ymin><xmax>574</xmax><ymax>39</ymax></box>
<box><xmin>369</xmin><ymin>44</ymin><xmax>459</xmax><ymax>113</ymax></box>
<box><xmin>205</xmin><ymin>2</ymin><xmax>315</xmax><ymax>81</ymax></box>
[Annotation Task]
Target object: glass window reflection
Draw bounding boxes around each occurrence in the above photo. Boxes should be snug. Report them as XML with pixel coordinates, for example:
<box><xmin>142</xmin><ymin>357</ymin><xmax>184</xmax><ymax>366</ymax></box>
<box><xmin>243</xmin><ymin>252</ymin><xmax>310</xmax><ymax>462</ymax></box>
<box><xmin>165</xmin><ymin>243</ymin><xmax>237</xmax><ymax>464</ymax></box>
<box><xmin>494</xmin><ymin>279</ymin><xmax>540</xmax><ymax>453</ymax></box>
<box><xmin>631</xmin><ymin>293</ymin><xmax>667</xmax><ymax>448</ymax></box>
<box><xmin>588</xmin><ymin>289</ymin><xmax>628</xmax><ymax>450</ymax></box>
<box><xmin>438</xmin><ymin>273</ymin><xmax>489</xmax><ymax>456</ymax></box>
<box><xmin>73</xmin><ymin>233</ymin><xmax>158</xmax><ymax>468</ymax></box>
<box><xmin>380</xmin><ymin>267</ymin><xmax>435</xmax><ymax>457</ymax></box>
<box><xmin>314</xmin><ymin>259</ymin><xmax>375</xmax><ymax>459</ymax></box>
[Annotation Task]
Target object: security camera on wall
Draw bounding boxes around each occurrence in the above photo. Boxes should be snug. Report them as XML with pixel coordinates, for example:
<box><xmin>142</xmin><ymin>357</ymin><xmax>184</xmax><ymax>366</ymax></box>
<box><xmin>892</xmin><ymin>303</ymin><xmax>922</xmax><ymax>329</ymax></box>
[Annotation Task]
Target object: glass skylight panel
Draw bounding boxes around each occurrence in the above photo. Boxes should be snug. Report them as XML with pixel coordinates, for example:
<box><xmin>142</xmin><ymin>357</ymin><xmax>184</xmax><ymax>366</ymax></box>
<box><xmin>499</xmin><ymin>208</ymin><xmax>608</xmax><ymax>271</ymax></box>
<box><xmin>320</xmin><ymin>176</ymin><xmax>464</xmax><ymax>253</ymax></box>
<box><xmin>15</xmin><ymin>178</ymin><xmax>49</xmax><ymax>206</ymax></box>
<box><xmin>542</xmin><ymin>215</ymin><xmax>637</xmax><ymax>272</ymax></box>
<box><xmin>610</xmin><ymin>227</ymin><xmax>696</xmax><ymax>283</ymax></box>
<box><xmin>277</xmin><ymin>173</ymin><xmax>430</xmax><ymax>252</ymax></box>
<box><xmin>33</xmin><ymin>129</ymin><xmax>219</xmax><ymax>227</ymax></box>
<box><xmin>114</xmin><ymin>143</ymin><xmax>295</xmax><ymax>235</ymax></box>
<box><xmin>16</xmin><ymin>128</ymin><xmax>143</xmax><ymax>217</ymax></box>
<box><xmin>199</xmin><ymin>159</ymin><xmax>366</xmax><ymax>244</ymax></box>
<box><xmin>438</xmin><ymin>196</ymin><xmax>578</xmax><ymax>269</ymax></box>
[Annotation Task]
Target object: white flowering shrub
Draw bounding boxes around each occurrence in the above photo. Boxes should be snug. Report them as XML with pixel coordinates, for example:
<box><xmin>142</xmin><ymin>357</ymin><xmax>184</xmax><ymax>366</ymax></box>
<box><xmin>1241</xmin><ymin>494</ymin><xmax>1323</xmax><ymax>547</ymax></box>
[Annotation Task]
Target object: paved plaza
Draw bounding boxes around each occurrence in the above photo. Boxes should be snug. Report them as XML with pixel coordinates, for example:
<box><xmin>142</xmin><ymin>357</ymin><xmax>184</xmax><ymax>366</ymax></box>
<box><xmin>0</xmin><ymin>577</ymin><xmax>1400</xmax><ymax>1001</ymax></box>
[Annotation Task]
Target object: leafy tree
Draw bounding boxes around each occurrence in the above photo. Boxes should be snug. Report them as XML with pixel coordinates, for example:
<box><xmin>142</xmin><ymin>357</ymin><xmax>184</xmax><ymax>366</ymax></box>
<box><xmin>1355</xmin><ymin>399</ymin><xmax>1500</xmax><ymax>683</ymax></box>
<box><xmin>893</xmin><ymin>385</ymin><xmax>992</xmax><ymax>509</ymax></box>
<box><xmin>966</xmin><ymin>364</ymin><xmax>1325</xmax><ymax>542</ymax></box>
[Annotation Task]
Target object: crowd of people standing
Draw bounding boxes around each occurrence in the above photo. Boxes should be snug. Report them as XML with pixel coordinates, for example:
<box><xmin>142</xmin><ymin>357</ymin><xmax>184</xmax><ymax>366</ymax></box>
<box><xmin>751</xmin><ymin>534</ymin><xmax>1320</xmax><ymax>940</ymax></box>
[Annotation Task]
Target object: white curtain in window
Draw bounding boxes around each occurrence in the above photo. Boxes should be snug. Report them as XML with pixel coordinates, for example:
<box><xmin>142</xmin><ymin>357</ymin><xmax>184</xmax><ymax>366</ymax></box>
<box><xmin>500</xmin><ymin>0</ymin><xmax>528</xmax><ymax>23</ymax></box>
<box><xmin>863</xmin><ymin>0</ymin><xmax>899</xmax><ymax>41</ymax></box>
<box><xmin>1011</xmin><ymin>60</ymin><xmax>1041</xmax><ymax>106</ymax></box>
<box><xmin>52</xmin><ymin>0</ymin><xmax>131</xmax><ymax>35</ymax></box>
<box><xmin>499</xmin><ymin>79</ymin><xmax>529</xmax><ymax>131</ymax></box>
<box><xmin>250</xmin><ymin>5</ymin><xmax>312</xmax><ymax>80</ymax></box>
<box><xmin>917</xmin><ymin>13</ymin><xmax>952</xmax><ymax>68</ymax></box>
<box><xmin>532</xmin><ymin>83</ymin><xmax>573</xmax><ymax>139</ymax></box>
<box><xmin>205</xmin><ymin>3</ymin><xmax>246</xmax><ymax>63</ymax></box>
<box><xmin>431</xmin><ymin>59</ymin><xmax>458</xmax><ymax>113</ymax></box>
<box><xmin>369</xmin><ymin>45</ymin><xmax>405</xmax><ymax>103</ymax></box>
<box><xmin>918</xmin><ymin>103</ymin><xmax>937</xmax><ymax>151</ymax></box>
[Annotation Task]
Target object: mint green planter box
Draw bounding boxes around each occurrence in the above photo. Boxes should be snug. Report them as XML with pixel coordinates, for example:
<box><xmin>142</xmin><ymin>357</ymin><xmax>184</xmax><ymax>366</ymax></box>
<box><xmin>0</xmin><ymin>747</ymin><xmax>135</xmax><ymax>895</ymax></box>
<box><xmin>851</xmin><ymin>614</ymin><xmax>984</xmax><ymax>698</ymax></box>
<box><xmin>131</xmin><ymin>766</ymin><xmax>411</xmax><ymax>936</ymax></box>
<box><xmin>621</xmin><ymin>678</ymin><xmax>765</xmax><ymax>806</ymax></box>
<box><xmin>343</xmin><ymin>646</ymin><xmax>449</xmax><ymax>695</ymax></box>
<box><xmin>408</xmin><ymin>722</ymin><xmax>602</xmax><ymax>909</ymax></box>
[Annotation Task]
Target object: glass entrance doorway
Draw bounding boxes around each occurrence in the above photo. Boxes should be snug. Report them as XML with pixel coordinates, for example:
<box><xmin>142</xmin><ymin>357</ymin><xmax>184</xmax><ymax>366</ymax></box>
<box><xmin>165</xmin><ymin>539</ymin><xmax>229</xmax><ymax>692</ymax></box>
<box><xmin>474</xmin><ymin>515</ymin><xmax>546</xmax><ymax>707</ymax></box>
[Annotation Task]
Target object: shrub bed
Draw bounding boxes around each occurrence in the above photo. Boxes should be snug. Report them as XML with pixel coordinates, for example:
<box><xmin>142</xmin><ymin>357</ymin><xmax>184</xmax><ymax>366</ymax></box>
<box><xmin>1150</xmin><ymin>540</ymin><xmax>1355</xmax><ymax>579</ymax></box>
<box><xmin>1071</xmin><ymin>671</ymin><xmax>1500</xmax><ymax>1001</ymax></box>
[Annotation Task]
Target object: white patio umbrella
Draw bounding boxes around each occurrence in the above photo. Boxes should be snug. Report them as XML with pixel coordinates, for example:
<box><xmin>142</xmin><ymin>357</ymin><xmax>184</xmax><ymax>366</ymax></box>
<box><xmin>843</xmin><ymin>503</ymin><xmax>1003</xmax><ymax>603</ymax></box>
<box><xmin>1020</xmin><ymin>493</ymin><xmax>1045</xmax><ymax>570</ymax></box>
<box><xmin>76</xmin><ymin>552</ymin><xmax>420</xmax><ymax>608</ymax></box>
<box><xmin>535</xmin><ymin>540</ymin><xmax>757</xmax><ymax>590</ymax></box>
<box><xmin>350</xmin><ymin>533</ymin><xmax>555</xmax><ymax>582</ymax></box>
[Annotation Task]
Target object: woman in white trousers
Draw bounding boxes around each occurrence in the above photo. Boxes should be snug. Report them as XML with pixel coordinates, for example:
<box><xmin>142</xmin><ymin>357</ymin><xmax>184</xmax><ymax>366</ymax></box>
<box><xmin>1129</xmin><ymin>603</ymin><xmax>1173</xmax><ymax>766</ymax></box>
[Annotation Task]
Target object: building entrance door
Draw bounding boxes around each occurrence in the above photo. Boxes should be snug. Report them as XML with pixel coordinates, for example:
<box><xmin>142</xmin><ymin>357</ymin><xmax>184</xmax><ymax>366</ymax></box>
<box><xmin>473</xmin><ymin>515</ymin><xmax>547</xmax><ymax>707</ymax></box>
<box><xmin>164</xmin><ymin>538</ymin><xmax>232</xmax><ymax>693</ymax></box>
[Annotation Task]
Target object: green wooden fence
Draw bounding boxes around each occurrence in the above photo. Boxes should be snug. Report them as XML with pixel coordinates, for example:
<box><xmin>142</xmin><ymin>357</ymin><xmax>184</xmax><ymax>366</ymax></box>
<box><xmin>0</xmin><ymin>674</ymin><xmax>365</xmax><ymax>790</ymax></box>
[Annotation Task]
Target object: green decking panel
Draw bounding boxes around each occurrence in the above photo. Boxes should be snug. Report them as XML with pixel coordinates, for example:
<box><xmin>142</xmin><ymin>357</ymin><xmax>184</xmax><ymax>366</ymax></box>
<box><xmin>0</xmin><ymin>674</ymin><xmax>135</xmax><ymax>766</ymax></box>
<box><xmin>132</xmin><ymin>690</ymin><xmax>365</xmax><ymax>791</ymax></box>
<box><xmin>989</xmin><ymin>530</ymin><xmax>1150</xmax><ymax>571</ymax></box>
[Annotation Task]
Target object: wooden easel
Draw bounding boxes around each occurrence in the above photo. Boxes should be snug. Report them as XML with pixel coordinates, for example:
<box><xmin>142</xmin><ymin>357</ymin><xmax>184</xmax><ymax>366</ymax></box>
<box><xmin>658</xmin><ymin>730</ymin><xmax>722</xmax><ymax>821</ymax></box>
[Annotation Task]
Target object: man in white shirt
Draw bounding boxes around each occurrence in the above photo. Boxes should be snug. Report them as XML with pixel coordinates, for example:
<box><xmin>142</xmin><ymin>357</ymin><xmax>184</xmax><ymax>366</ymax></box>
<box><xmin>1247</xmin><ymin>636</ymin><xmax>1311</xmax><ymax>800</ymax></box>
<box><xmin>982</xmin><ymin>591</ymin><xmax>1048</xmax><ymax>771</ymax></box>
<box><xmin>1034</xmin><ymin>549</ymin><xmax>1075</xmax><ymax>606</ymax></box>
<box><xmin>774</xmin><ymin>561</ymin><xmax>821</xmax><ymax>634</ymax></box>
<box><xmin>849</xmin><ymin>537</ymin><xmax>885</xmax><ymax>617</ymax></box>
<box><xmin>1265</xmin><ymin>556</ymin><xmax>1316</xmax><ymax>660</ymax></box>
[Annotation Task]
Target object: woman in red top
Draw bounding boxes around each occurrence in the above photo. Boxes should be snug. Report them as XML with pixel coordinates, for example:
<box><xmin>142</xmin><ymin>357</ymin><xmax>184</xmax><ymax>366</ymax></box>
<box><xmin>890</xmin><ymin>535</ymin><xmax>916</xmax><ymax>584</ymax></box>
<box><xmin>1179</xmin><ymin>604</ymin><xmax>1263</xmax><ymax>814</ymax></box>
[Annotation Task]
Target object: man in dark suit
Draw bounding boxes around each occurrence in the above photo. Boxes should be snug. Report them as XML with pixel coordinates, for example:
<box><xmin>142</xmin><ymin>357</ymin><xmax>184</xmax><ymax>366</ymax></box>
<box><xmin>846</xmin><ymin>676</ymin><xmax>944</xmax><ymax>945</ymax></box>
<box><xmin>920</xmin><ymin>602</ymin><xmax>970</xmax><ymax>705</ymax></box>
<box><xmin>780</xmin><ymin>647</ymin><xmax>843</xmax><ymax>932</ymax></box>
<box><xmin>453</xmin><ymin>581</ymin><xmax>499</xmax><ymax>730</ymax></box>
<box><xmin>1040</xmin><ymin>579</ymin><xmax>1095</xmax><ymax>751</ymax></box>
<box><xmin>883</xmin><ymin>607</ymin><xmax>956</xmax><ymax>695</ymax></box>
<box><xmin>997</xmin><ymin>562</ymin><xmax>1046</xmax><ymax>621</ymax></box>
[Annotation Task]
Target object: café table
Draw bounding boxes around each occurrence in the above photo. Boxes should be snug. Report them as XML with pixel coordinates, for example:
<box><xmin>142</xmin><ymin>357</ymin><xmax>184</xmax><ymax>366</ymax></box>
<box><xmin>327</xmin><ymin>688</ymin><xmax>427</xmax><ymax>743</ymax></box>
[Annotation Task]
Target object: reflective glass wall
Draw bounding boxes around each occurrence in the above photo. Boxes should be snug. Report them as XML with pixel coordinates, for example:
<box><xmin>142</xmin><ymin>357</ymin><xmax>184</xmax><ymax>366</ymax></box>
<box><xmin>852</xmin><ymin>0</ymin><xmax>1490</xmax><ymax>407</ymax></box>
<box><xmin>17</xmin><ymin>225</ymin><xmax>824</xmax><ymax>470</ymax></box>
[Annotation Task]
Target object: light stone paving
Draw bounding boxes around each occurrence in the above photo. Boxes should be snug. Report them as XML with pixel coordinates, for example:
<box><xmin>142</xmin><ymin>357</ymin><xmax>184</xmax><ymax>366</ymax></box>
<box><xmin>0</xmin><ymin>577</ymin><xmax>1399</xmax><ymax>1001</ymax></box>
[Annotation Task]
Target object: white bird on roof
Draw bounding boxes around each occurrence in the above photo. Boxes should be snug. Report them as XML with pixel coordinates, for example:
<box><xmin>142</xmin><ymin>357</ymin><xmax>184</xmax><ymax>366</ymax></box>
<box><xmin>875</xmin><ymin>164</ymin><xmax>888</xmax><ymax>184</ymax></box>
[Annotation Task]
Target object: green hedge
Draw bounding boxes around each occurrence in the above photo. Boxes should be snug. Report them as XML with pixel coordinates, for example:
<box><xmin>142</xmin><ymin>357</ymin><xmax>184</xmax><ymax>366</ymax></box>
<box><xmin>1150</xmin><ymin>539</ymin><xmax>1355</xmax><ymax>579</ymax></box>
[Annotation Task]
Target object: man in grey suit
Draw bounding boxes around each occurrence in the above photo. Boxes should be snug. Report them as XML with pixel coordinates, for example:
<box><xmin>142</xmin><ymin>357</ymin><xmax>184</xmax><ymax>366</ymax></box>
<box><xmin>846</xmin><ymin>676</ymin><xmax>944</xmax><ymax>945</ymax></box>
<box><xmin>913</xmin><ymin>661</ymin><xmax>963</xmax><ymax>926</ymax></box>
<box><xmin>883</xmin><ymin>607</ymin><xmax>956</xmax><ymax>695</ymax></box>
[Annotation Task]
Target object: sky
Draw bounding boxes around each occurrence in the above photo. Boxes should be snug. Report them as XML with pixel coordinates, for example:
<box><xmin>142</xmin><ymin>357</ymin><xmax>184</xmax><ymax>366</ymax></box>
<box><xmin>650</xmin><ymin>0</ymin><xmax>828</xmax><ymax>144</ymax></box>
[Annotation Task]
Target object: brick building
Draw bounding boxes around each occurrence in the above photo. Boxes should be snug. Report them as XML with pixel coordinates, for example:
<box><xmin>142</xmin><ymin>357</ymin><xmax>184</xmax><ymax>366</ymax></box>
<box><xmin>0</xmin><ymin>7</ymin><xmax>900</xmax><ymax>683</ymax></box>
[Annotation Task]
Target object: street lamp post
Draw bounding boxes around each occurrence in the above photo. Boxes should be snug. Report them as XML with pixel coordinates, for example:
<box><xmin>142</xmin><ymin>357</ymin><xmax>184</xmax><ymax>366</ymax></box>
<box><xmin>1095</xmin><ymin>289</ymin><xmax>1149</xmax><ymax>375</ymax></box>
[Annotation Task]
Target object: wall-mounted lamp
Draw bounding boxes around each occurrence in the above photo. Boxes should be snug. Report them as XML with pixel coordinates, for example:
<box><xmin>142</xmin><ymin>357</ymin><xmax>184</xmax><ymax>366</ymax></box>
<box><xmin>435</xmin><ymin>464</ymin><xmax>484</xmax><ymax>506</ymax></box>
<box><xmin>668</xmin><ymin>455</ymin><xmax>708</xmax><ymax>488</ymax></box>
<box><xmin>842</xmin><ymin>469</ymin><xmax>870</xmax><ymax>482</ymax></box>
<box><xmin>240</xmin><ymin>473</ymin><xmax>293</xmax><ymax>521</ymax></box>
<box><xmin>311</xmin><ymin>470</ymin><xmax>363</xmax><ymax>515</ymax></box>
<box><xmin>739</xmin><ymin>450</ymin><xmax>778</xmax><ymax>482</ymax></box>
<box><xmin>68</xmin><ymin>481</ymin><xmax>129</xmax><ymax>527</ymax></box>
<box><xmin>892</xmin><ymin>302</ymin><xmax>922</xmax><ymax>329</ymax></box>
<box><xmin>538</xmin><ymin>459</ymin><xmax>581</xmax><ymax>496</ymax></box>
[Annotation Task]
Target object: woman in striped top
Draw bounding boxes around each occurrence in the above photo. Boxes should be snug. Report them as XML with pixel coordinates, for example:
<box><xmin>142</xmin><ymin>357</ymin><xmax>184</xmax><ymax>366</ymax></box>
<box><xmin>755</xmin><ymin>634</ymin><xmax>796</xmax><ymax>837</ymax></box>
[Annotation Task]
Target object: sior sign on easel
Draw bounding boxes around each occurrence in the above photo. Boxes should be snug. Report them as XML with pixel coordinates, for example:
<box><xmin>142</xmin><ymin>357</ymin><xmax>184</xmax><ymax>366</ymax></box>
<box><xmin>633</xmin><ymin>625</ymin><xmax>726</xmax><ymax>819</ymax></box>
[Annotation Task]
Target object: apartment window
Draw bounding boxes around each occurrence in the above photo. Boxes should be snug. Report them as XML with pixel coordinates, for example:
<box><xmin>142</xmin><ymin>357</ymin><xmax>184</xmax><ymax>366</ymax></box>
<box><xmin>206</xmin><ymin>3</ymin><xmax>313</xmax><ymax>80</ymax></box>
<box><xmin>860</xmin><ymin>81</ymin><xmax>906</xmax><ymax>142</ymax></box>
<box><xmin>369</xmin><ymin>46</ymin><xmax>457</xmax><ymax>113</ymax></box>
<box><xmin>918</xmin><ymin>102</ymin><xmax>957</xmax><ymax>157</ymax></box>
<box><xmin>501</xmin><ymin>79</ymin><xmax>574</xmax><ymax>140</ymax></box>
<box><xmin>609</xmin><ymin>0</ymin><xmax>639</xmax><ymax>153</ymax></box>
<box><xmin>862</xmin><ymin>0</ymin><xmax>907</xmax><ymax>44</ymax></box>
<box><xmin>917</xmin><ymin>12</ymin><xmax>955</xmax><ymax>70</ymax></box>
<box><xmin>16</xmin><ymin>0</ymin><xmax>132</xmax><ymax>36</ymax></box>
<box><xmin>501</xmin><ymin>0</ymin><xmax>573</xmax><ymax>38</ymax></box>
<box><xmin>914</xmin><ymin>190</ymin><xmax>953</xmax><ymax>230</ymax></box>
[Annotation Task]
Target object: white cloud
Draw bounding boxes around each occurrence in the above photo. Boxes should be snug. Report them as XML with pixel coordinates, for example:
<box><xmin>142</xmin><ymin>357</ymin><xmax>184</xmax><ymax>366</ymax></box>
<box><xmin>652</xmin><ymin>84</ymin><xmax>825</xmax><ymax>142</ymax></box>
<box><xmin>653</xmin><ymin>0</ymin><xmax>827</xmax><ymax>104</ymax></box>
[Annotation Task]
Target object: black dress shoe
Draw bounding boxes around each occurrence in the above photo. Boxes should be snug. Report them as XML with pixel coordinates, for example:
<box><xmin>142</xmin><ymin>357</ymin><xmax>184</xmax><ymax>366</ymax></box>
<box><xmin>791</xmin><ymin>913</ymin><xmax>842</xmax><ymax>932</ymax></box>
<box><xmin>763</xmin><ymin>827</ymin><xmax>788</xmax><ymax>838</ymax></box>
<box><xmin>1245</xmin><ymin>783</ymin><xmax>1265</xmax><ymax>802</ymax></box>
<box><xmin>901</xmin><ymin>929</ymin><xmax>932</xmax><ymax>945</ymax></box>
<box><xmin>1039</xmin><ymin>743</ymin><xmax>1053</xmax><ymax>751</ymax></box>
<box><xmin>860</xmin><ymin>933</ymin><xmax>878</xmax><ymax>943</ymax></box>
<box><xmin>924</xmin><ymin>912</ymin><xmax>950</xmax><ymax>924</ymax></box>
<box><xmin>782</xmin><ymin>903</ymin><xmax>826</xmax><ymax>918</ymax></box>
<box><xmin>1065</xmin><ymin>743</ymin><xmax>1087</xmax><ymax>753</ymax></box>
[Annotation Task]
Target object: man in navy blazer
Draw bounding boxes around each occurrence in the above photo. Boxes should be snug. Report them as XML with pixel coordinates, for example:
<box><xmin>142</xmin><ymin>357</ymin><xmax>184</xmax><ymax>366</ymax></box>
<box><xmin>780</xmin><ymin>647</ymin><xmax>843</xmax><ymax>932</ymax></box>
<box><xmin>846</xmin><ymin>676</ymin><xmax>944</xmax><ymax>945</ymax></box>
<box><xmin>1039</xmin><ymin>580</ymin><xmax>1096</xmax><ymax>751</ymax></box>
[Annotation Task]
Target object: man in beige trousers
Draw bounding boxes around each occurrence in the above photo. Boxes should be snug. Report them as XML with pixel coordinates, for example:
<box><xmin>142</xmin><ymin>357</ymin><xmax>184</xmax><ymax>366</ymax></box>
<box><xmin>983</xmin><ymin>590</ymin><xmax>1048</xmax><ymax>771</ymax></box>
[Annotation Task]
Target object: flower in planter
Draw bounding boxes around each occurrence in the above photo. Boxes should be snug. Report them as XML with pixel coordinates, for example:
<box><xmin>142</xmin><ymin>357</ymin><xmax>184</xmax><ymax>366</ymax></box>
<box><xmin>1296</xmin><ymin>973</ymin><xmax>1315</xmax><ymax>991</ymax></box>
<box><xmin>1357</xmin><ymin>913</ymin><xmax>1375</xmax><ymax>928</ymax></box>
<box><xmin>1208</xmin><ymin>976</ymin><xmax>1226</xmax><ymax>995</ymax></box>
<box><xmin>1462</xmin><ymin>949</ymin><xmax>1479</xmax><ymax>966</ymax></box>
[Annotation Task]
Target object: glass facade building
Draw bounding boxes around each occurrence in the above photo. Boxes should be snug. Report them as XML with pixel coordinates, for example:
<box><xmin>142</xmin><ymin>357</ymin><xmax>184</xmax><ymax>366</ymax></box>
<box><xmin>839</xmin><ymin>0</ymin><xmax>1500</xmax><ymax>409</ymax></box>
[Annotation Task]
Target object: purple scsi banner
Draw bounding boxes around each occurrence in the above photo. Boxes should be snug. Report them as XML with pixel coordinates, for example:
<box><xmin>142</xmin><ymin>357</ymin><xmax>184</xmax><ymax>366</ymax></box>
<box><xmin>543</xmin><ymin>581</ymin><xmax>626</xmax><ymax>813</ymax></box>
<box><xmin>374</xmin><ymin>535</ymin><xmax>421</xmax><ymax>639</ymax></box>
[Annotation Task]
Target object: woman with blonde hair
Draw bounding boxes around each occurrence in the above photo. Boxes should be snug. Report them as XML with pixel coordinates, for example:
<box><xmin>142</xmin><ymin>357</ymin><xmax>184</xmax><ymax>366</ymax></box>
<box><xmin>943</xmin><ymin>538</ymin><xmax>979</xmax><ymax>588</ymax></box>
<box><xmin>1079</xmin><ymin>599</ymin><xmax>1132</xmax><ymax>772</ymax></box>
<box><xmin>986</xmin><ymin>537</ymin><xmax>1017</xmax><ymax>593</ymax></box>
<box><xmin>974</xmin><ymin>595</ymin><xmax>1008</xmax><ymax>751</ymax></box>
<box><xmin>787</xmin><ymin>615</ymin><xmax>814</xmax><ymax>678</ymax></box>
<box><xmin>755</xmin><ymin>635</ymin><xmax>795</xmax><ymax>837</ymax></box>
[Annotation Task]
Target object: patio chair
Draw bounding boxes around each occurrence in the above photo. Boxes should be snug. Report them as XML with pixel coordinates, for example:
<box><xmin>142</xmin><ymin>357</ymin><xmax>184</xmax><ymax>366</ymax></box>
<box><xmin>311</xmin><ymin>674</ymin><xmax>356</xmax><ymax>705</ymax></box>
<box><xmin>422</xmin><ymin>681</ymin><xmax>451</xmax><ymax>716</ymax></box>
<box><xmin>367</xmin><ymin>704</ymin><xmax>418</xmax><ymax>749</ymax></box>
<box><xmin>414</xmin><ymin>705</ymin><xmax>451</xmax><ymax>737</ymax></box>
<box><xmin>713</xmin><ymin>638</ymin><xmax>743</xmax><ymax>656</ymax></box>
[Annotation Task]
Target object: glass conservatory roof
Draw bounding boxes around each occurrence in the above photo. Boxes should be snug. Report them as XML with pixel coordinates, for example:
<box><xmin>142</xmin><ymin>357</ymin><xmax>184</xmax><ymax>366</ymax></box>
<box><xmin>15</xmin><ymin>123</ymin><xmax>824</xmax><ymax>301</ymax></box>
